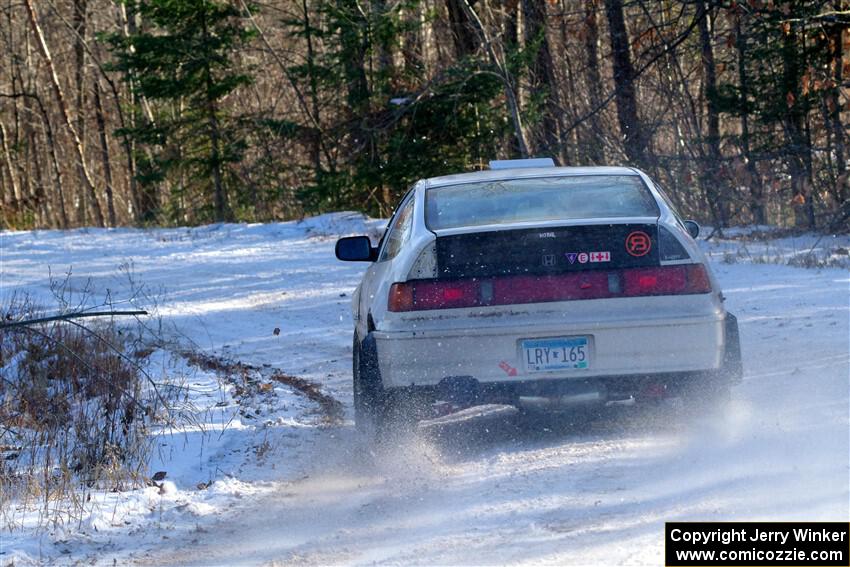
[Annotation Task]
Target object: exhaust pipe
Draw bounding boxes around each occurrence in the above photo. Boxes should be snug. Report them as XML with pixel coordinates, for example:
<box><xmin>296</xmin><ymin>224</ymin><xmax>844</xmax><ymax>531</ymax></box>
<box><xmin>518</xmin><ymin>390</ymin><xmax>603</xmax><ymax>409</ymax></box>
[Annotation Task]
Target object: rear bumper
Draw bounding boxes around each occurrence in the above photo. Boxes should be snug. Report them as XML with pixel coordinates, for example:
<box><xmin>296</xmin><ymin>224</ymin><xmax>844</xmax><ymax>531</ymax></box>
<box><xmin>373</xmin><ymin>312</ymin><xmax>728</xmax><ymax>388</ymax></box>
<box><xmin>384</xmin><ymin>370</ymin><xmax>728</xmax><ymax>408</ymax></box>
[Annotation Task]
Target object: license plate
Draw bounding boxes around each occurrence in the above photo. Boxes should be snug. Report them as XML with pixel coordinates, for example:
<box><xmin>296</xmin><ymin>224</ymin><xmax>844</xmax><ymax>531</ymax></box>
<box><xmin>522</xmin><ymin>337</ymin><xmax>590</xmax><ymax>373</ymax></box>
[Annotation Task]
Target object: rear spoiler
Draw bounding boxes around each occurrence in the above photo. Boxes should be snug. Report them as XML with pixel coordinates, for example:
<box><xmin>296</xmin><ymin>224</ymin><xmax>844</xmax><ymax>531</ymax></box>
<box><xmin>489</xmin><ymin>158</ymin><xmax>555</xmax><ymax>169</ymax></box>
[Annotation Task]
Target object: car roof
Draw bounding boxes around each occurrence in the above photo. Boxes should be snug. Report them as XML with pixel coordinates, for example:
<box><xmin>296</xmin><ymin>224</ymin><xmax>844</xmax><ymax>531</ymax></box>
<box><xmin>421</xmin><ymin>166</ymin><xmax>640</xmax><ymax>188</ymax></box>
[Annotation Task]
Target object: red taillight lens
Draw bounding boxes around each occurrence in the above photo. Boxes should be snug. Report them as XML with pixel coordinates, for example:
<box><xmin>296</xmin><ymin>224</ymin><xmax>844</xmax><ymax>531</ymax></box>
<box><xmin>388</xmin><ymin>280</ymin><xmax>481</xmax><ymax>311</ymax></box>
<box><xmin>416</xmin><ymin>280</ymin><xmax>480</xmax><ymax>310</ymax></box>
<box><xmin>623</xmin><ymin>264</ymin><xmax>711</xmax><ymax>296</ymax></box>
<box><xmin>685</xmin><ymin>263</ymin><xmax>712</xmax><ymax>293</ymax></box>
<box><xmin>387</xmin><ymin>264</ymin><xmax>711</xmax><ymax>312</ymax></box>
<box><xmin>624</xmin><ymin>267</ymin><xmax>685</xmax><ymax>295</ymax></box>
<box><xmin>443</xmin><ymin>287</ymin><xmax>464</xmax><ymax>301</ymax></box>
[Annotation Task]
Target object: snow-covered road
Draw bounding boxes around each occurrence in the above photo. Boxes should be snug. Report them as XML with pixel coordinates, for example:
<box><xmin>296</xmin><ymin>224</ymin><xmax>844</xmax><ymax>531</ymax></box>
<box><xmin>1</xmin><ymin>215</ymin><xmax>848</xmax><ymax>565</ymax></box>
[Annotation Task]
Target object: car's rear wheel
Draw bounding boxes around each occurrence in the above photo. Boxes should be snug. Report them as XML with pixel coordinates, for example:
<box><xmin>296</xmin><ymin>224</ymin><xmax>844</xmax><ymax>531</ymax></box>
<box><xmin>353</xmin><ymin>333</ymin><xmax>385</xmax><ymax>436</ymax></box>
<box><xmin>353</xmin><ymin>333</ymin><xmax>426</xmax><ymax>439</ymax></box>
<box><xmin>680</xmin><ymin>313</ymin><xmax>741</xmax><ymax>412</ymax></box>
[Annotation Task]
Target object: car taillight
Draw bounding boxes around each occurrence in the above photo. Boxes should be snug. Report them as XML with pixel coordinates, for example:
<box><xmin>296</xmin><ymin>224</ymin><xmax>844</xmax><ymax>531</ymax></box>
<box><xmin>388</xmin><ymin>282</ymin><xmax>414</xmax><ymax>311</ymax></box>
<box><xmin>686</xmin><ymin>263</ymin><xmax>712</xmax><ymax>292</ymax></box>
<box><xmin>390</xmin><ymin>280</ymin><xmax>481</xmax><ymax>311</ymax></box>
<box><xmin>623</xmin><ymin>264</ymin><xmax>711</xmax><ymax>296</ymax></box>
<box><xmin>388</xmin><ymin>264</ymin><xmax>712</xmax><ymax>312</ymax></box>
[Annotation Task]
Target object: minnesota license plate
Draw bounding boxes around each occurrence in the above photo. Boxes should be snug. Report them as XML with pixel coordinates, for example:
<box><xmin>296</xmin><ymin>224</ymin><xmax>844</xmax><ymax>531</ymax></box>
<box><xmin>522</xmin><ymin>337</ymin><xmax>590</xmax><ymax>373</ymax></box>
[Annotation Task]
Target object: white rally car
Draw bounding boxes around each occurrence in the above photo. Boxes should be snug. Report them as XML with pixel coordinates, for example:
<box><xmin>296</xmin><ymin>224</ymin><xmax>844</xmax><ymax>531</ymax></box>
<box><xmin>336</xmin><ymin>159</ymin><xmax>742</xmax><ymax>431</ymax></box>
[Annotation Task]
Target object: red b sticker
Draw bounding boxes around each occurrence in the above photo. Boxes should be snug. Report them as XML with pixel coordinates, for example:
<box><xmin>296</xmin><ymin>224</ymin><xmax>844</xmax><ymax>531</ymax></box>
<box><xmin>625</xmin><ymin>231</ymin><xmax>652</xmax><ymax>257</ymax></box>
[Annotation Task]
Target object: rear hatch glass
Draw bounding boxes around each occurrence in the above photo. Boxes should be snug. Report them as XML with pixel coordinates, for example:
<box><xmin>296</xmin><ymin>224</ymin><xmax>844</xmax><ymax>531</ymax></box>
<box><xmin>425</xmin><ymin>174</ymin><xmax>659</xmax><ymax>231</ymax></box>
<box><xmin>436</xmin><ymin>223</ymin><xmax>660</xmax><ymax>279</ymax></box>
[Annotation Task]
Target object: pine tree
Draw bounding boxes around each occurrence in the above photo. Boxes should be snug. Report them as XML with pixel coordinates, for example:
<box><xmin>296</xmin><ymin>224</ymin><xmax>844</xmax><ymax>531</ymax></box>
<box><xmin>108</xmin><ymin>0</ymin><xmax>254</xmax><ymax>223</ymax></box>
<box><xmin>275</xmin><ymin>0</ymin><xmax>517</xmax><ymax>217</ymax></box>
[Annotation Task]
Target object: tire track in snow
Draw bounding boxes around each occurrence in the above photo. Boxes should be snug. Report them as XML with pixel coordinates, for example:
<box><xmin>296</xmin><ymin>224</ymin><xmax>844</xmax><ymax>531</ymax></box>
<box><xmin>176</xmin><ymin>348</ymin><xmax>344</xmax><ymax>424</ymax></box>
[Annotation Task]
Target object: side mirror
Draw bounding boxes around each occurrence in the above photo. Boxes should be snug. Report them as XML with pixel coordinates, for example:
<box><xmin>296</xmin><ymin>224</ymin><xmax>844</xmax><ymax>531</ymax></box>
<box><xmin>684</xmin><ymin>220</ymin><xmax>700</xmax><ymax>239</ymax></box>
<box><xmin>335</xmin><ymin>236</ymin><xmax>376</xmax><ymax>262</ymax></box>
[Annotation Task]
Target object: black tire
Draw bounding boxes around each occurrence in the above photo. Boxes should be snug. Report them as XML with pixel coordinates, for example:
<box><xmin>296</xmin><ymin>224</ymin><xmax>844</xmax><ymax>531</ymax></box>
<box><xmin>353</xmin><ymin>333</ymin><xmax>426</xmax><ymax>440</ymax></box>
<box><xmin>353</xmin><ymin>333</ymin><xmax>385</xmax><ymax>436</ymax></box>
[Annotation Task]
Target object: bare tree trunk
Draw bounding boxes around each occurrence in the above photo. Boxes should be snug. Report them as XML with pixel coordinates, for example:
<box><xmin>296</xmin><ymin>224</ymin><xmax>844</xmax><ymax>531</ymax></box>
<box><xmin>446</xmin><ymin>0</ymin><xmax>479</xmax><ymax>58</ymax></box>
<box><xmin>207</xmin><ymin>101</ymin><xmax>227</xmax><ymax>222</ymax></box>
<box><xmin>336</xmin><ymin>0</ymin><xmax>371</xmax><ymax>208</ymax></box>
<box><xmin>401</xmin><ymin>2</ymin><xmax>424</xmax><ymax>76</ymax></box>
<box><xmin>504</xmin><ymin>0</ymin><xmax>519</xmax><ymax>51</ymax></box>
<box><xmin>734</xmin><ymin>15</ymin><xmax>765</xmax><ymax>225</ymax></box>
<box><xmin>523</xmin><ymin>0</ymin><xmax>562</xmax><ymax>159</ymax></box>
<box><xmin>459</xmin><ymin>0</ymin><xmax>530</xmax><ymax>157</ymax></box>
<box><xmin>120</xmin><ymin>1</ymin><xmax>156</xmax><ymax>222</ymax></box>
<box><xmin>0</xmin><ymin>120</ymin><xmax>20</xmax><ymax>204</ymax></box>
<box><xmin>582</xmin><ymin>0</ymin><xmax>605</xmax><ymax>164</ymax></box>
<box><xmin>25</xmin><ymin>0</ymin><xmax>104</xmax><ymax>227</ymax></box>
<box><xmin>554</xmin><ymin>1</ymin><xmax>578</xmax><ymax>165</ymax></box>
<box><xmin>53</xmin><ymin>0</ymin><xmax>142</xmax><ymax>222</ymax></box>
<box><xmin>302</xmin><ymin>0</ymin><xmax>322</xmax><ymax>200</ymax></box>
<box><xmin>373</xmin><ymin>0</ymin><xmax>396</xmax><ymax>92</ymax></box>
<box><xmin>93</xmin><ymin>80</ymin><xmax>116</xmax><ymax>227</ymax></box>
<box><xmin>373</xmin><ymin>0</ymin><xmax>397</xmax><ymax>208</ymax></box>
<box><xmin>781</xmin><ymin>20</ymin><xmax>813</xmax><ymax>229</ymax></box>
<box><xmin>16</xmin><ymin>95</ymin><xmax>37</xmax><ymax>223</ymax></box>
<box><xmin>28</xmin><ymin>123</ymin><xmax>52</xmax><ymax>227</ymax></box>
<box><xmin>72</xmin><ymin>0</ymin><xmax>88</xmax><ymax>224</ymax></box>
<box><xmin>603</xmin><ymin>0</ymin><xmax>647</xmax><ymax>167</ymax></box>
<box><xmin>697</xmin><ymin>1</ymin><xmax>727</xmax><ymax>227</ymax></box>
<box><xmin>826</xmin><ymin>14</ymin><xmax>847</xmax><ymax>206</ymax></box>
<box><xmin>338</xmin><ymin>0</ymin><xmax>370</xmax><ymax>117</ymax></box>
<box><xmin>200</xmin><ymin>11</ymin><xmax>228</xmax><ymax>222</ymax></box>
<box><xmin>34</xmin><ymin>92</ymin><xmax>69</xmax><ymax>228</ymax></box>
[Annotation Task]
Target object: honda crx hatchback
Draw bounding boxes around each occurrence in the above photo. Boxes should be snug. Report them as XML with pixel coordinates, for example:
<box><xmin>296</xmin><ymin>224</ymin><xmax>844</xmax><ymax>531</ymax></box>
<box><xmin>336</xmin><ymin>159</ymin><xmax>742</xmax><ymax>432</ymax></box>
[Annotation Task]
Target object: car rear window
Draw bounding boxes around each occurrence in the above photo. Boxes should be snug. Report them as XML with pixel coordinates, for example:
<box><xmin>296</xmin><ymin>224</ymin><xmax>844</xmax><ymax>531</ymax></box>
<box><xmin>425</xmin><ymin>175</ymin><xmax>660</xmax><ymax>230</ymax></box>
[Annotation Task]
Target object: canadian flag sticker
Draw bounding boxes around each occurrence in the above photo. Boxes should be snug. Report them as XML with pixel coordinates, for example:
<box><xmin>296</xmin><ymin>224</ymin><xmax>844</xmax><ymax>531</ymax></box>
<box><xmin>589</xmin><ymin>251</ymin><xmax>611</xmax><ymax>262</ymax></box>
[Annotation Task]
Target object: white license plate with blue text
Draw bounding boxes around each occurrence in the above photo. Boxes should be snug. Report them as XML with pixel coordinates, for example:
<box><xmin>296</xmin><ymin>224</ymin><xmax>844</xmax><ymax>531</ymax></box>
<box><xmin>522</xmin><ymin>337</ymin><xmax>591</xmax><ymax>373</ymax></box>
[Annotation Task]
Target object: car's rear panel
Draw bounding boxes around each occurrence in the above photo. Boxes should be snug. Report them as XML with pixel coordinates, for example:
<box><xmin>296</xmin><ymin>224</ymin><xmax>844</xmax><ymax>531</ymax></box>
<box><xmin>373</xmin><ymin>216</ymin><xmax>726</xmax><ymax>389</ymax></box>
<box><xmin>375</xmin><ymin>295</ymin><xmax>724</xmax><ymax>387</ymax></box>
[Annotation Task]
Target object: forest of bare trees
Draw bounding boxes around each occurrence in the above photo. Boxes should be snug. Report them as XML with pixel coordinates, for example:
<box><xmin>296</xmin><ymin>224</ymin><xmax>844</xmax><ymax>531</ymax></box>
<box><xmin>0</xmin><ymin>0</ymin><xmax>847</xmax><ymax>231</ymax></box>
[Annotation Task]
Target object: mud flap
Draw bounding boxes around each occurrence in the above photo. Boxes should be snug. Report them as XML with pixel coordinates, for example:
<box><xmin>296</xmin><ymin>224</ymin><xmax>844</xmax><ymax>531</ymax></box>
<box><xmin>359</xmin><ymin>333</ymin><xmax>423</xmax><ymax>434</ymax></box>
<box><xmin>360</xmin><ymin>332</ymin><xmax>382</xmax><ymax>389</ymax></box>
<box><xmin>723</xmin><ymin>312</ymin><xmax>743</xmax><ymax>383</ymax></box>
